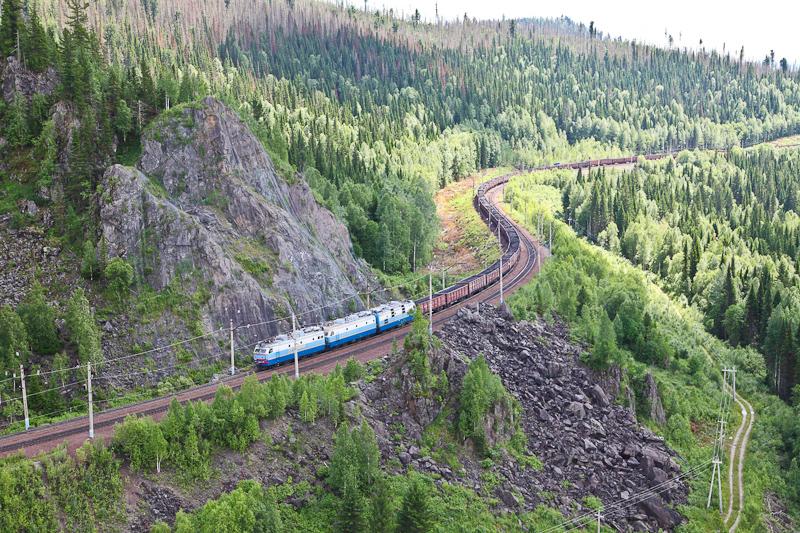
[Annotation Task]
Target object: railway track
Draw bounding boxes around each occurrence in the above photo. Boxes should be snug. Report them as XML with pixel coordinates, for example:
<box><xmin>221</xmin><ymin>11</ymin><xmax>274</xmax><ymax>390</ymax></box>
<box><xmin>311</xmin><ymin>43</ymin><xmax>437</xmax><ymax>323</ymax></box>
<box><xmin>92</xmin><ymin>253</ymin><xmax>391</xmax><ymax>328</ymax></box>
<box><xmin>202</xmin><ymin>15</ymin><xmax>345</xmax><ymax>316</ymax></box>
<box><xmin>1</xmin><ymin>149</ymin><xmax>687</xmax><ymax>457</ymax></box>
<box><xmin>0</xmin><ymin>172</ymin><xmax>543</xmax><ymax>458</ymax></box>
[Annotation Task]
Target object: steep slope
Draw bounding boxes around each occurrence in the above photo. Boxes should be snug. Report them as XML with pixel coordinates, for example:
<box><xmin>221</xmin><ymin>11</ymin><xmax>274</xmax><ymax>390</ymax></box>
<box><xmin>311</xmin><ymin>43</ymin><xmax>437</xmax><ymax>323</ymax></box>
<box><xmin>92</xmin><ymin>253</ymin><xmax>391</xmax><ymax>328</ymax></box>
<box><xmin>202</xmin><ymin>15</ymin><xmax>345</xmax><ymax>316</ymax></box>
<box><xmin>100</xmin><ymin>97</ymin><xmax>378</xmax><ymax>350</ymax></box>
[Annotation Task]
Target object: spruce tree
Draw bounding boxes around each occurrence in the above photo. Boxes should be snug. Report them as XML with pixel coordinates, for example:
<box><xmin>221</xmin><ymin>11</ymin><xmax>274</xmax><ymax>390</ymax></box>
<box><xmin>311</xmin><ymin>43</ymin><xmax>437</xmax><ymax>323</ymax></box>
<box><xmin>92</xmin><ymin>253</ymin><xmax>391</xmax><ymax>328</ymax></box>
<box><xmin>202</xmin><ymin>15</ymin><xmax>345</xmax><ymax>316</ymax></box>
<box><xmin>396</xmin><ymin>476</ymin><xmax>433</xmax><ymax>533</ymax></box>
<box><xmin>335</xmin><ymin>469</ymin><xmax>367</xmax><ymax>533</ymax></box>
<box><xmin>0</xmin><ymin>0</ymin><xmax>22</xmax><ymax>60</ymax></box>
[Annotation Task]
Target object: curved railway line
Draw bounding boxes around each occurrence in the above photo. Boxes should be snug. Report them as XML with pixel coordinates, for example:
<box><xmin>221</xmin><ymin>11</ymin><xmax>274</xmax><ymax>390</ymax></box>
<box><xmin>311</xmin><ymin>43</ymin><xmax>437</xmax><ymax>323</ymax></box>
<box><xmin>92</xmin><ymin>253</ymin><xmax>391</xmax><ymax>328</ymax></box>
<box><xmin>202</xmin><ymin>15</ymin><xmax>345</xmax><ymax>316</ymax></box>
<box><xmin>0</xmin><ymin>169</ymin><xmax>547</xmax><ymax>458</ymax></box>
<box><xmin>2</xmin><ymin>150</ymin><xmax>743</xmax><ymax>460</ymax></box>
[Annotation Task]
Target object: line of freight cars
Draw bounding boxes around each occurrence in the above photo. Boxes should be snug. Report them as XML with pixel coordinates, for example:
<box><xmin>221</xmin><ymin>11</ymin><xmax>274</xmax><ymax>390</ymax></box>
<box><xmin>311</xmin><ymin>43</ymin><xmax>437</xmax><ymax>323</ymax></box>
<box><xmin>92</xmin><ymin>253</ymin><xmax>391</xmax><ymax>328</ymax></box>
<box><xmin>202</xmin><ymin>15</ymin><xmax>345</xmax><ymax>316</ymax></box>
<box><xmin>253</xmin><ymin>173</ymin><xmax>523</xmax><ymax>369</ymax></box>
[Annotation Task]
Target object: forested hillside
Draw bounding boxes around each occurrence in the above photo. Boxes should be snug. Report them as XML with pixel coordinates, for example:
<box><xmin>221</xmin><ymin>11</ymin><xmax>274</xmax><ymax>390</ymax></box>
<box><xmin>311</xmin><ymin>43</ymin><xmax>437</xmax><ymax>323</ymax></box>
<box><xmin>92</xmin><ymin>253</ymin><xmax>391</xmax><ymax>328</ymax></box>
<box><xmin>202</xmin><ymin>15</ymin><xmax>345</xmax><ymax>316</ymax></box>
<box><xmin>558</xmin><ymin>148</ymin><xmax>800</xmax><ymax>401</ymax></box>
<box><xmin>506</xmin><ymin>165</ymin><xmax>800</xmax><ymax>530</ymax></box>
<box><xmin>2</xmin><ymin>0</ymin><xmax>800</xmax><ymax>275</ymax></box>
<box><xmin>2</xmin><ymin>0</ymin><xmax>800</xmax><ymax>529</ymax></box>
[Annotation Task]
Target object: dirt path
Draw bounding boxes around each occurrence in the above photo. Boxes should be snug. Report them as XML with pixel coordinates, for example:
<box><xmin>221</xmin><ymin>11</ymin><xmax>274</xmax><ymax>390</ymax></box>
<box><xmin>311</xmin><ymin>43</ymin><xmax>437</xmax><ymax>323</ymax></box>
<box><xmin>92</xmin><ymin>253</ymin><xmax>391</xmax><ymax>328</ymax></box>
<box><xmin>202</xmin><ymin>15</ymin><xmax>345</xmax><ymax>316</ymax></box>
<box><xmin>727</xmin><ymin>393</ymin><xmax>755</xmax><ymax>532</ymax></box>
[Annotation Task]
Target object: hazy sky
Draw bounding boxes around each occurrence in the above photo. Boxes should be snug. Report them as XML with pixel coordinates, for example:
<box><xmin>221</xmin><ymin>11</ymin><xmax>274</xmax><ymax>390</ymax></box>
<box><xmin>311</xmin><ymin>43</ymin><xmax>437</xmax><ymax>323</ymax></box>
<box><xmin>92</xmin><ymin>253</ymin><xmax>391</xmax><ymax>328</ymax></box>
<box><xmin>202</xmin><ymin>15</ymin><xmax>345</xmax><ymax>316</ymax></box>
<box><xmin>358</xmin><ymin>0</ymin><xmax>800</xmax><ymax>66</ymax></box>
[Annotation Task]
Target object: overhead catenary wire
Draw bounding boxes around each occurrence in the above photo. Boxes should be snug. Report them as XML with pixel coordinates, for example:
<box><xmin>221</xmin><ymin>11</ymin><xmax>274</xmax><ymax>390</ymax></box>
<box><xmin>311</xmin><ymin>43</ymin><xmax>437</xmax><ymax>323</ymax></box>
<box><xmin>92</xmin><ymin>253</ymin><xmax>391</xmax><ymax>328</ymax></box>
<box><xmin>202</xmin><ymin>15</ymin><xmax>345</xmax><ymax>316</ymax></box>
<box><xmin>0</xmin><ymin>171</ymin><xmax>519</xmax><ymax>433</ymax></box>
<box><xmin>539</xmin><ymin>460</ymin><xmax>712</xmax><ymax>533</ymax></box>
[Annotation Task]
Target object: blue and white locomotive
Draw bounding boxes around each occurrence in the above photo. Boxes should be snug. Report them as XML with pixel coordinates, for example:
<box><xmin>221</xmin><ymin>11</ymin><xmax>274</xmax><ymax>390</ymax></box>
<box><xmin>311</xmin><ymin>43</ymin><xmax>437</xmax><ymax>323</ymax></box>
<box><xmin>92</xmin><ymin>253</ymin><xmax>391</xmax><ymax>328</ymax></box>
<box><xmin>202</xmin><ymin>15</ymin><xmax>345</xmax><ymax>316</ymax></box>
<box><xmin>253</xmin><ymin>300</ymin><xmax>416</xmax><ymax>368</ymax></box>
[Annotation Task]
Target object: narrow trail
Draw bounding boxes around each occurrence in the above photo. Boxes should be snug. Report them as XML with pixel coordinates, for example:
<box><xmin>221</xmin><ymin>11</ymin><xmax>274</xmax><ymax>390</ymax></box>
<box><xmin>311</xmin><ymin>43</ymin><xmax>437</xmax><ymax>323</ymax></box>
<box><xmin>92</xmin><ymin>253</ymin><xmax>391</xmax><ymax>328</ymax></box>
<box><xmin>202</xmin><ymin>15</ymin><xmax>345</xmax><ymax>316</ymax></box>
<box><xmin>727</xmin><ymin>393</ymin><xmax>755</xmax><ymax>532</ymax></box>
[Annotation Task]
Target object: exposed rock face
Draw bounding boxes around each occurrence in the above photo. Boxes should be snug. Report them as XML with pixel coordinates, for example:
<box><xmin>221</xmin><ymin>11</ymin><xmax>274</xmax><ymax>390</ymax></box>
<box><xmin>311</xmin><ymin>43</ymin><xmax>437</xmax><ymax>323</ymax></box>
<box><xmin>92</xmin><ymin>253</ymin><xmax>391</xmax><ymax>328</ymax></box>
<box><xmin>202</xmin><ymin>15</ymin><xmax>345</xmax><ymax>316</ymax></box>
<box><xmin>360</xmin><ymin>305</ymin><xmax>687</xmax><ymax>532</ymax></box>
<box><xmin>1</xmin><ymin>57</ymin><xmax>58</xmax><ymax>104</ymax></box>
<box><xmin>644</xmin><ymin>372</ymin><xmax>667</xmax><ymax>426</ymax></box>
<box><xmin>100</xmin><ymin>97</ymin><xmax>377</xmax><ymax>346</ymax></box>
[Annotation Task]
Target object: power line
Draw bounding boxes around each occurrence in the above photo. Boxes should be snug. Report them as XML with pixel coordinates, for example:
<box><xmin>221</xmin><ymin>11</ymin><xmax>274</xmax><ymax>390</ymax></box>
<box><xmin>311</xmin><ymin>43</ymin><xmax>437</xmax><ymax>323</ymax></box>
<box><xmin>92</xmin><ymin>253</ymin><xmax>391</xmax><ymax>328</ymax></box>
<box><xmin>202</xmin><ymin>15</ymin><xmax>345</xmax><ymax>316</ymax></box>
<box><xmin>542</xmin><ymin>460</ymin><xmax>712</xmax><ymax>533</ymax></box>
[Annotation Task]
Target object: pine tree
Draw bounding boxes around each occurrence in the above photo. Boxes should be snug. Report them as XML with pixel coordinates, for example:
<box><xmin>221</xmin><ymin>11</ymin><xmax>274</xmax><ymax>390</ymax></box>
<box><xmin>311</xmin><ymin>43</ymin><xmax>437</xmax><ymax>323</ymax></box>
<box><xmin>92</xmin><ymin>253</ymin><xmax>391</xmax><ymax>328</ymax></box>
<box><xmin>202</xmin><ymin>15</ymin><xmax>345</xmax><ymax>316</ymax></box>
<box><xmin>299</xmin><ymin>389</ymin><xmax>317</xmax><ymax>423</ymax></box>
<box><xmin>396</xmin><ymin>476</ymin><xmax>433</xmax><ymax>533</ymax></box>
<box><xmin>81</xmin><ymin>239</ymin><xmax>98</xmax><ymax>280</ymax></box>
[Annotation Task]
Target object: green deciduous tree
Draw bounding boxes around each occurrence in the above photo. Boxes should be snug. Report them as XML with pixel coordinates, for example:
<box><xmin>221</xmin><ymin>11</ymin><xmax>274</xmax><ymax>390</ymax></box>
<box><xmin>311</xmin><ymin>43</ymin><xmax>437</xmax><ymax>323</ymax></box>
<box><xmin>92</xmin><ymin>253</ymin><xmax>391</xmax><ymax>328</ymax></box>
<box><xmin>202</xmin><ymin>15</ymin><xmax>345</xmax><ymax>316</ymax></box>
<box><xmin>457</xmin><ymin>355</ymin><xmax>517</xmax><ymax>454</ymax></box>
<box><xmin>104</xmin><ymin>257</ymin><xmax>134</xmax><ymax>307</ymax></box>
<box><xmin>65</xmin><ymin>288</ymin><xmax>102</xmax><ymax>364</ymax></box>
<box><xmin>0</xmin><ymin>305</ymin><xmax>28</xmax><ymax>370</ymax></box>
<box><xmin>17</xmin><ymin>281</ymin><xmax>60</xmax><ymax>355</ymax></box>
<box><xmin>113</xmin><ymin>415</ymin><xmax>167</xmax><ymax>472</ymax></box>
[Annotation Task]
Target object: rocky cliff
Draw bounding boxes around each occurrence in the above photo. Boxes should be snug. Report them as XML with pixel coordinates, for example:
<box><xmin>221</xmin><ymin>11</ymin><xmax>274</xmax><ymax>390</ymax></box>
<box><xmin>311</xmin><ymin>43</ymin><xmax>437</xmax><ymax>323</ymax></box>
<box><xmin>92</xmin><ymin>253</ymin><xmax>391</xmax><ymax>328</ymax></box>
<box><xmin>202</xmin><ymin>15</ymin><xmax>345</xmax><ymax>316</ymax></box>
<box><xmin>360</xmin><ymin>304</ymin><xmax>686</xmax><ymax>531</ymax></box>
<box><xmin>99</xmin><ymin>98</ymin><xmax>378</xmax><ymax>352</ymax></box>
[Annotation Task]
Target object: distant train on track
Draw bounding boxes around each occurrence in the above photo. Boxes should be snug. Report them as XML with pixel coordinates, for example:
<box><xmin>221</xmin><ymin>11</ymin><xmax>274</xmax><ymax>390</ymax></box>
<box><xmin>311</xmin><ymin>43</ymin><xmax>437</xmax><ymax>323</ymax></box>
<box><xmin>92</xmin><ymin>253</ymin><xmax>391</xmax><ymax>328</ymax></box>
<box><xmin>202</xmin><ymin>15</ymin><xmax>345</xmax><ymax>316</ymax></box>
<box><xmin>254</xmin><ymin>172</ymin><xmax>523</xmax><ymax>368</ymax></box>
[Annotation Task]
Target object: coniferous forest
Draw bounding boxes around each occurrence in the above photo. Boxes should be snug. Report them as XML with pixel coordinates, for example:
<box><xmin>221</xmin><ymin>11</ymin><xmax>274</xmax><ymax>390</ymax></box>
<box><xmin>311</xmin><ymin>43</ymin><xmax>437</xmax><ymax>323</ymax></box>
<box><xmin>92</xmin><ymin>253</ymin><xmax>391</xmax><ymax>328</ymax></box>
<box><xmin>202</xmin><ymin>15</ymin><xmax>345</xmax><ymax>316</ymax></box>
<box><xmin>2</xmin><ymin>0</ymin><xmax>800</xmax><ymax>530</ymax></box>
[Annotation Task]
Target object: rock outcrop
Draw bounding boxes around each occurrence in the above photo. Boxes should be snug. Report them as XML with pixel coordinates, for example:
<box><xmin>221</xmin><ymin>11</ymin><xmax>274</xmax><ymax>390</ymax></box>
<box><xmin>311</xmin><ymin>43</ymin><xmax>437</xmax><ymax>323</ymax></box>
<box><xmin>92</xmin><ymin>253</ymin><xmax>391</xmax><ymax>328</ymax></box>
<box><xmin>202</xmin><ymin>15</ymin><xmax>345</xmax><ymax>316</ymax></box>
<box><xmin>1</xmin><ymin>57</ymin><xmax>58</xmax><ymax>104</ymax></box>
<box><xmin>359</xmin><ymin>304</ymin><xmax>687</xmax><ymax>532</ymax></box>
<box><xmin>99</xmin><ymin>97</ymin><xmax>378</xmax><ymax>348</ymax></box>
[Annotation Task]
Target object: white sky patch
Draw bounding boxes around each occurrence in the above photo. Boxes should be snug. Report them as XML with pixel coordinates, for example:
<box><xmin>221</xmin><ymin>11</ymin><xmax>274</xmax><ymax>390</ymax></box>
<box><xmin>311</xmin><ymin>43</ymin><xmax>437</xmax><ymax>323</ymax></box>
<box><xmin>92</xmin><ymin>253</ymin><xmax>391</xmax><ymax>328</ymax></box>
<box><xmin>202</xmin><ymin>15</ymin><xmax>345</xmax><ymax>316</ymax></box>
<box><xmin>343</xmin><ymin>0</ymin><xmax>800</xmax><ymax>67</ymax></box>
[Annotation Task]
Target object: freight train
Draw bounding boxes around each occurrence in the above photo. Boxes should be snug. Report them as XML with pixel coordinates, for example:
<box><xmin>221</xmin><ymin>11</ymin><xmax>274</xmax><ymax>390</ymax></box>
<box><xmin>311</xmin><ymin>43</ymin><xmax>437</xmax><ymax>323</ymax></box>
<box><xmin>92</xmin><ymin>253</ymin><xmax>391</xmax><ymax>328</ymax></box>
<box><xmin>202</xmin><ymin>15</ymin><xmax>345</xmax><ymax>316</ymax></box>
<box><xmin>253</xmin><ymin>172</ymin><xmax>523</xmax><ymax>368</ymax></box>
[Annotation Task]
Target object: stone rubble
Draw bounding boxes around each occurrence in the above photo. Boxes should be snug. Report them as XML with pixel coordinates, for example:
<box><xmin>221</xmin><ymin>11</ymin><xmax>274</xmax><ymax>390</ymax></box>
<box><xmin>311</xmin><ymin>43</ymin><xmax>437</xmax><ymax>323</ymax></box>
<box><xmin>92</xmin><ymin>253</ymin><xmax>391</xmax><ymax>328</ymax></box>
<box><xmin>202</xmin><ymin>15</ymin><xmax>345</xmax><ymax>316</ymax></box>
<box><xmin>361</xmin><ymin>304</ymin><xmax>687</xmax><ymax>531</ymax></box>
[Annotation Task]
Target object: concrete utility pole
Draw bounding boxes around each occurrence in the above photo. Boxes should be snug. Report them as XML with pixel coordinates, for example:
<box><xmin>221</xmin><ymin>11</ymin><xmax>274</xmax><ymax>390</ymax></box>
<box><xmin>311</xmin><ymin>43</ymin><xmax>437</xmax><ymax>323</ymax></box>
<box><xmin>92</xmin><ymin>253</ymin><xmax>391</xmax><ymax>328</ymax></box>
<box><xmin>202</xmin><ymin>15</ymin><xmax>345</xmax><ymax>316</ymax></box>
<box><xmin>708</xmin><ymin>368</ymin><xmax>733</xmax><ymax>512</ymax></box>
<box><xmin>596</xmin><ymin>509</ymin><xmax>602</xmax><ymax>533</ymax></box>
<box><xmin>498</xmin><ymin>224</ymin><xmax>504</xmax><ymax>304</ymax></box>
<box><xmin>229</xmin><ymin>318</ymin><xmax>235</xmax><ymax>376</ymax></box>
<box><xmin>366</xmin><ymin>292</ymin><xmax>370</xmax><ymax>309</ymax></box>
<box><xmin>20</xmin><ymin>365</ymin><xmax>29</xmax><ymax>431</ymax></box>
<box><xmin>87</xmin><ymin>361</ymin><xmax>94</xmax><ymax>439</ymax></box>
<box><xmin>292</xmin><ymin>312</ymin><xmax>299</xmax><ymax>379</ymax></box>
<box><xmin>428</xmin><ymin>273</ymin><xmax>433</xmax><ymax>335</ymax></box>
<box><xmin>549</xmin><ymin>221</ymin><xmax>553</xmax><ymax>252</ymax></box>
<box><xmin>442</xmin><ymin>269</ymin><xmax>446</xmax><ymax>291</ymax></box>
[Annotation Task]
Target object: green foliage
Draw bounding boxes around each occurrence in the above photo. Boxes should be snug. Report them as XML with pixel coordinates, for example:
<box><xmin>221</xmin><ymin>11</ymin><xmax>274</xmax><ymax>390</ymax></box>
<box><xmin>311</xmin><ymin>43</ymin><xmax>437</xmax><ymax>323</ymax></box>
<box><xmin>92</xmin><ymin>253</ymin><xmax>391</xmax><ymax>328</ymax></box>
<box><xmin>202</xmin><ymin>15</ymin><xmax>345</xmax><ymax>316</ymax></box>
<box><xmin>113</xmin><ymin>415</ymin><xmax>167</xmax><ymax>472</ymax></box>
<box><xmin>457</xmin><ymin>355</ymin><xmax>518</xmax><ymax>455</ymax></box>
<box><xmin>160</xmin><ymin>398</ymin><xmax>213</xmax><ymax>480</ymax></box>
<box><xmin>104</xmin><ymin>257</ymin><xmax>134</xmax><ymax>307</ymax></box>
<box><xmin>299</xmin><ymin>388</ymin><xmax>318</xmax><ymax>423</ymax></box>
<box><xmin>150</xmin><ymin>521</ymin><xmax>171</xmax><ymax>533</ymax></box>
<box><xmin>327</xmin><ymin>421</ymin><xmax>381</xmax><ymax>496</ymax></box>
<box><xmin>0</xmin><ymin>457</ymin><xmax>57</xmax><ymax>532</ymax></box>
<box><xmin>81</xmin><ymin>239</ymin><xmax>99</xmax><ymax>280</ymax></box>
<box><xmin>17</xmin><ymin>281</ymin><xmax>60</xmax><ymax>355</ymax></box>
<box><xmin>397</xmin><ymin>474</ymin><xmax>434</xmax><ymax>533</ymax></box>
<box><xmin>403</xmin><ymin>309</ymin><xmax>440</xmax><ymax>395</ymax></box>
<box><xmin>45</xmin><ymin>440</ymin><xmax>124</xmax><ymax>530</ymax></box>
<box><xmin>5</xmin><ymin>95</ymin><xmax>30</xmax><ymax>147</ymax></box>
<box><xmin>343</xmin><ymin>357</ymin><xmax>363</xmax><ymax>383</ymax></box>
<box><xmin>0</xmin><ymin>305</ymin><xmax>28</xmax><ymax>372</ymax></box>
<box><xmin>369</xmin><ymin>475</ymin><xmax>395</xmax><ymax>532</ymax></box>
<box><xmin>65</xmin><ymin>287</ymin><xmax>102</xmax><ymax>364</ymax></box>
<box><xmin>209</xmin><ymin>385</ymin><xmax>261</xmax><ymax>451</ymax></box>
<box><xmin>174</xmin><ymin>479</ymin><xmax>282</xmax><ymax>533</ymax></box>
<box><xmin>335</xmin><ymin>468</ymin><xmax>367</xmax><ymax>532</ymax></box>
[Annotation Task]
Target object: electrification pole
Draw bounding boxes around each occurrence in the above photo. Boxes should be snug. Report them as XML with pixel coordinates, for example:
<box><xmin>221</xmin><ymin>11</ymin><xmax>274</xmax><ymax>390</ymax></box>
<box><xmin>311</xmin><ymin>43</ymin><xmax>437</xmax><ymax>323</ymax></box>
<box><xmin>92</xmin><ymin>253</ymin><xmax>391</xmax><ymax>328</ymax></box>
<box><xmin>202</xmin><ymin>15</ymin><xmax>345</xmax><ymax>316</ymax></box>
<box><xmin>87</xmin><ymin>361</ymin><xmax>94</xmax><ymax>439</ymax></box>
<box><xmin>498</xmin><ymin>224</ymin><xmax>504</xmax><ymax>304</ymax></box>
<box><xmin>20</xmin><ymin>364</ymin><xmax>29</xmax><ymax>431</ymax></box>
<box><xmin>292</xmin><ymin>312</ymin><xmax>299</xmax><ymax>379</ymax></box>
<box><xmin>229</xmin><ymin>318</ymin><xmax>235</xmax><ymax>376</ymax></box>
<box><xmin>428</xmin><ymin>273</ymin><xmax>433</xmax><ymax>335</ymax></box>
